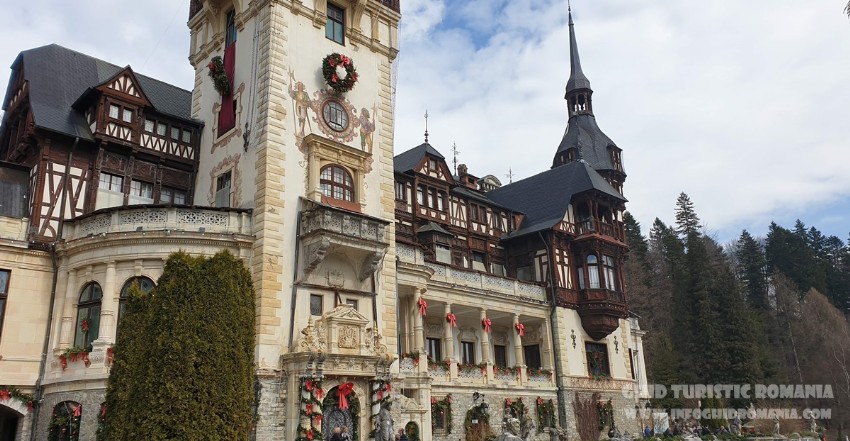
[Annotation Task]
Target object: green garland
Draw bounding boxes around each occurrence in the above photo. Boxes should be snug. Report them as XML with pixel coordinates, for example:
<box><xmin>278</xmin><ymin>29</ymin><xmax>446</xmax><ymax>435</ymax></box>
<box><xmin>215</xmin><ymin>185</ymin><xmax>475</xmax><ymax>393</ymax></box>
<box><xmin>597</xmin><ymin>399</ymin><xmax>614</xmax><ymax>431</ymax></box>
<box><xmin>494</xmin><ymin>365</ymin><xmax>522</xmax><ymax>377</ymax></box>
<box><xmin>535</xmin><ymin>397</ymin><xmax>556</xmax><ymax>429</ymax></box>
<box><xmin>504</xmin><ymin>397</ymin><xmax>531</xmax><ymax>436</ymax></box>
<box><xmin>47</xmin><ymin>404</ymin><xmax>81</xmax><ymax>441</ymax></box>
<box><xmin>0</xmin><ymin>386</ymin><xmax>35</xmax><ymax>412</ymax></box>
<box><xmin>431</xmin><ymin>394</ymin><xmax>453</xmax><ymax>434</ymax></box>
<box><xmin>369</xmin><ymin>379</ymin><xmax>393</xmax><ymax>438</ymax></box>
<box><xmin>207</xmin><ymin>56</ymin><xmax>231</xmax><ymax>95</ymax></box>
<box><xmin>405</xmin><ymin>421</ymin><xmax>420</xmax><ymax>441</ymax></box>
<box><xmin>296</xmin><ymin>376</ymin><xmax>324</xmax><ymax>441</ymax></box>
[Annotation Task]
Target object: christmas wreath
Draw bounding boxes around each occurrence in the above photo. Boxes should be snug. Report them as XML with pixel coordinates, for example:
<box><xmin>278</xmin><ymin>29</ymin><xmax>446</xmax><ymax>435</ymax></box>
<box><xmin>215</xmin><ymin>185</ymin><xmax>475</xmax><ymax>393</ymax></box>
<box><xmin>207</xmin><ymin>56</ymin><xmax>231</xmax><ymax>96</ymax></box>
<box><xmin>431</xmin><ymin>394</ymin><xmax>453</xmax><ymax>434</ymax></box>
<box><xmin>322</xmin><ymin>53</ymin><xmax>358</xmax><ymax>94</ymax></box>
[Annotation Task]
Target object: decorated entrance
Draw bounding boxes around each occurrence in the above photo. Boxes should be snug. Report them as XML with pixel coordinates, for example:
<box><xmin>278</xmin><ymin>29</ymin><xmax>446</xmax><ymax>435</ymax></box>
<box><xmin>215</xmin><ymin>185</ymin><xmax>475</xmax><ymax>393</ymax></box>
<box><xmin>322</xmin><ymin>384</ymin><xmax>360</xmax><ymax>441</ymax></box>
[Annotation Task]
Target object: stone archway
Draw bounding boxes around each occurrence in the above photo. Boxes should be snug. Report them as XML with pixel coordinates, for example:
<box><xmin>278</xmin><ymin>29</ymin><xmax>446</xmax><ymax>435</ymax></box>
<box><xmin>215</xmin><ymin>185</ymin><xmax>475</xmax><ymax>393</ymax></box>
<box><xmin>322</xmin><ymin>386</ymin><xmax>360</xmax><ymax>441</ymax></box>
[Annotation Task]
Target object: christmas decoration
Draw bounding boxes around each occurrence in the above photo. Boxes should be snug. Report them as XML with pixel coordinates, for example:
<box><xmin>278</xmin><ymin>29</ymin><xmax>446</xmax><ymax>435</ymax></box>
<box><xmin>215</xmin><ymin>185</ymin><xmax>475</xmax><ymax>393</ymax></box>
<box><xmin>321</xmin><ymin>53</ymin><xmax>358</xmax><ymax>94</ymax></box>
<box><xmin>417</xmin><ymin>297</ymin><xmax>427</xmax><ymax>316</ymax></box>
<box><xmin>446</xmin><ymin>312</ymin><xmax>457</xmax><ymax>327</ymax></box>
<box><xmin>515</xmin><ymin>322</ymin><xmax>525</xmax><ymax>336</ymax></box>
<box><xmin>482</xmin><ymin>318</ymin><xmax>492</xmax><ymax>333</ymax></box>
<box><xmin>207</xmin><ymin>56</ymin><xmax>231</xmax><ymax>95</ymax></box>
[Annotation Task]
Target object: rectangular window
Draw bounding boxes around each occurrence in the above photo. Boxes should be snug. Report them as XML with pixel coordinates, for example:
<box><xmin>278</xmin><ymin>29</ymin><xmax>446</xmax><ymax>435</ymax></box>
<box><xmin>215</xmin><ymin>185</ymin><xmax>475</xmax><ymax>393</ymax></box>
<box><xmin>472</xmin><ymin>252</ymin><xmax>487</xmax><ymax>272</ymax></box>
<box><xmin>310</xmin><ymin>294</ymin><xmax>323</xmax><ymax>316</ymax></box>
<box><xmin>181</xmin><ymin>129</ymin><xmax>192</xmax><ymax>143</ymax></box>
<box><xmin>161</xmin><ymin>187</ymin><xmax>187</xmax><ymax>205</ymax></box>
<box><xmin>524</xmin><ymin>344</ymin><xmax>542</xmax><ymax>370</ymax></box>
<box><xmin>109</xmin><ymin>104</ymin><xmax>119</xmax><ymax>119</ymax></box>
<box><xmin>469</xmin><ymin>204</ymin><xmax>478</xmax><ymax>222</ymax></box>
<box><xmin>345</xmin><ymin>299</ymin><xmax>358</xmax><ymax>310</ymax></box>
<box><xmin>628</xmin><ymin>348</ymin><xmax>636</xmax><ymax>380</ymax></box>
<box><xmin>426</xmin><ymin>337</ymin><xmax>442</xmax><ymax>361</ymax></box>
<box><xmin>435</xmin><ymin>245</ymin><xmax>451</xmax><ymax>264</ymax></box>
<box><xmin>326</xmin><ymin>4</ymin><xmax>345</xmax><ymax>45</ymax></box>
<box><xmin>99</xmin><ymin>173</ymin><xmax>123</xmax><ymax>192</ymax></box>
<box><xmin>436</xmin><ymin>191</ymin><xmax>446</xmax><ymax>211</ymax></box>
<box><xmin>144</xmin><ymin>119</ymin><xmax>155</xmax><ymax>132</ymax></box>
<box><xmin>395</xmin><ymin>182</ymin><xmax>406</xmax><ymax>201</ymax></box>
<box><xmin>433</xmin><ymin>409</ymin><xmax>446</xmax><ymax>430</ymax></box>
<box><xmin>171</xmin><ymin>126</ymin><xmax>180</xmax><ymax>140</ymax></box>
<box><xmin>0</xmin><ymin>269</ymin><xmax>9</xmax><ymax>341</ymax></box>
<box><xmin>494</xmin><ymin>344</ymin><xmax>507</xmax><ymax>368</ymax></box>
<box><xmin>516</xmin><ymin>265</ymin><xmax>534</xmax><ymax>282</ymax></box>
<box><xmin>156</xmin><ymin>122</ymin><xmax>167</xmax><ymax>136</ymax></box>
<box><xmin>461</xmin><ymin>341</ymin><xmax>475</xmax><ymax>365</ymax></box>
<box><xmin>122</xmin><ymin>108</ymin><xmax>134</xmax><ymax>123</ymax></box>
<box><xmin>416</xmin><ymin>186</ymin><xmax>424</xmax><ymax>205</ymax></box>
<box><xmin>603</xmin><ymin>255</ymin><xmax>617</xmax><ymax>290</ymax></box>
<box><xmin>492</xmin><ymin>263</ymin><xmax>506</xmax><ymax>277</ymax></box>
<box><xmin>225</xmin><ymin>9</ymin><xmax>237</xmax><ymax>46</ymax></box>
<box><xmin>131</xmin><ymin>180</ymin><xmax>153</xmax><ymax>199</ymax></box>
<box><xmin>215</xmin><ymin>172</ymin><xmax>232</xmax><ymax>208</ymax></box>
<box><xmin>586</xmin><ymin>342</ymin><xmax>610</xmax><ymax>377</ymax></box>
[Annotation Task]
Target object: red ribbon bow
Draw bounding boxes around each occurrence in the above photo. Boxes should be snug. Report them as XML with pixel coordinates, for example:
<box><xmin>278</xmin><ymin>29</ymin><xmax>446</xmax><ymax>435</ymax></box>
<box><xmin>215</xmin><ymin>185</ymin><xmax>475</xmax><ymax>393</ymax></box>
<box><xmin>417</xmin><ymin>298</ymin><xmax>427</xmax><ymax>316</ymax></box>
<box><xmin>337</xmin><ymin>382</ymin><xmax>354</xmax><ymax>410</ymax></box>
<box><xmin>482</xmin><ymin>318</ymin><xmax>492</xmax><ymax>333</ymax></box>
<box><xmin>0</xmin><ymin>389</ymin><xmax>9</xmax><ymax>401</ymax></box>
<box><xmin>73</xmin><ymin>405</ymin><xmax>81</xmax><ymax>417</ymax></box>
<box><xmin>506</xmin><ymin>398</ymin><xmax>513</xmax><ymax>405</ymax></box>
<box><xmin>515</xmin><ymin>323</ymin><xmax>525</xmax><ymax>337</ymax></box>
<box><xmin>446</xmin><ymin>313</ymin><xmax>457</xmax><ymax>327</ymax></box>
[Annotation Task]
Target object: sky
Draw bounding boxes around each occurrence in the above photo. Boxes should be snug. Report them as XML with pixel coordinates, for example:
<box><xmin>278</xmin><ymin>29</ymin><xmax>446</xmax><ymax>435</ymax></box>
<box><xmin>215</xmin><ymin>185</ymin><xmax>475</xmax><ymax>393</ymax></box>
<box><xmin>1</xmin><ymin>0</ymin><xmax>849</xmax><ymax>244</ymax></box>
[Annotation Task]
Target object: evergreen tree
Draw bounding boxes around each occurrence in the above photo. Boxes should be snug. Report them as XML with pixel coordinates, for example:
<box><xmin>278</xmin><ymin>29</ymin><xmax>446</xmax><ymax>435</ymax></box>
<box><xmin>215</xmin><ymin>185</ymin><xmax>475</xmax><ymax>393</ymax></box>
<box><xmin>735</xmin><ymin>230</ymin><xmax>770</xmax><ymax>311</ymax></box>
<box><xmin>103</xmin><ymin>251</ymin><xmax>256</xmax><ymax>441</ymax></box>
<box><xmin>624</xmin><ymin>211</ymin><xmax>648</xmax><ymax>260</ymax></box>
<box><xmin>765</xmin><ymin>222</ymin><xmax>820</xmax><ymax>295</ymax></box>
<box><xmin>808</xmin><ymin>226</ymin><xmax>827</xmax><ymax>259</ymax></box>
<box><xmin>674</xmin><ymin>193</ymin><xmax>701</xmax><ymax>238</ymax></box>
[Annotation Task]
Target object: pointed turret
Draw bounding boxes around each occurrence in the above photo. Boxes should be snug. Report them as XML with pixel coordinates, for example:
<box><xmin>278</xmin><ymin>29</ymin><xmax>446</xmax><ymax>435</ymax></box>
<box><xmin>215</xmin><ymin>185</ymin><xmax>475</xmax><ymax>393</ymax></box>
<box><xmin>552</xmin><ymin>9</ymin><xmax>625</xmax><ymax>194</ymax></box>
<box><xmin>565</xmin><ymin>10</ymin><xmax>592</xmax><ymax>98</ymax></box>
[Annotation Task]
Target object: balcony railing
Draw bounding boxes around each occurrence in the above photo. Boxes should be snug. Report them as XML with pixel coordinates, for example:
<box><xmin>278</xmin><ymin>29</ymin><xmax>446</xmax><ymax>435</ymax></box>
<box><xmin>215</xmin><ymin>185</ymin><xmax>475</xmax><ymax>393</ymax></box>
<box><xmin>576</xmin><ymin>219</ymin><xmax>626</xmax><ymax>242</ymax></box>
<box><xmin>300</xmin><ymin>204</ymin><xmax>387</xmax><ymax>244</ymax></box>
<box><xmin>63</xmin><ymin>206</ymin><xmax>252</xmax><ymax>241</ymax></box>
<box><xmin>578</xmin><ymin>288</ymin><xmax>625</xmax><ymax>304</ymax></box>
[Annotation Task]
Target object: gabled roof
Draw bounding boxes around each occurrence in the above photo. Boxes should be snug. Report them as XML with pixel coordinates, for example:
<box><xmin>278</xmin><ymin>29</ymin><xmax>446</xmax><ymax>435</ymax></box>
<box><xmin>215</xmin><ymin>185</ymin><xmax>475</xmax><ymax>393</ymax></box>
<box><xmin>554</xmin><ymin>114</ymin><xmax>623</xmax><ymax>173</ymax></box>
<box><xmin>487</xmin><ymin>160</ymin><xmax>626</xmax><ymax>238</ymax></box>
<box><xmin>3</xmin><ymin>44</ymin><xmax>194</xmax><ymax>141</ymax></box>
<box><xmin>417</xmin><ymin>221</ymin><xmax>452</xmax><ymax>236</ymax></box>
<box><xmin>393</xmin><ymin>142</ymin><xmax>445</xmax><ymax>174</ymax></box>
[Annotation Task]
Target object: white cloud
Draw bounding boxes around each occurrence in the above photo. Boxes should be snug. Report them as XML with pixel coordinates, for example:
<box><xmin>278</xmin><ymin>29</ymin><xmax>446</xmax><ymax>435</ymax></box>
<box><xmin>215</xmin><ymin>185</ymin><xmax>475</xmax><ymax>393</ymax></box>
<box><xmin>1</xmin><ymin>1</ymin><xmax>848</xmax><ymax>240</ymax></box>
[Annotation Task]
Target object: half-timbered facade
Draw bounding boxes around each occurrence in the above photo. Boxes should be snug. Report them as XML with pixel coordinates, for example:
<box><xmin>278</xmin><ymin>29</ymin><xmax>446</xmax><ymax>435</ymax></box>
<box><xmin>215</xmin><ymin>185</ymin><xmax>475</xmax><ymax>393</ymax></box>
<box><xmin>0</xmin><ymin>3</ymin><xmax>648</xmax><ymax>441</ymax></box>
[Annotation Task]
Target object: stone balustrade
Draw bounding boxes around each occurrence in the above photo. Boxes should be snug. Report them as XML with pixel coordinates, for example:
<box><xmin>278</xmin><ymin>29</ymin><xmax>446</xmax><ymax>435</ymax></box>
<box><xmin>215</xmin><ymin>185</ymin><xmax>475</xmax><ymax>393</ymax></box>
<box><xmin>301</xmin><ymin>204</ymin><xmax>387</xmax><ymax>244</ymax></box>
<box><xmin>62</xmin><ymin>206</ymin><xmax>253</xmax><ymax>241</ymax></box>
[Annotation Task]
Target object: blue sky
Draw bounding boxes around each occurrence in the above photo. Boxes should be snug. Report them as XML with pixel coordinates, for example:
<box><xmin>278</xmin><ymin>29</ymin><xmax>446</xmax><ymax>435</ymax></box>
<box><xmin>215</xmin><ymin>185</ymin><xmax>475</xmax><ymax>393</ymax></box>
<box><xmin>1</xmin><ymin>0</ymin><xmax>848</xmax><ymax>244</ymax></box>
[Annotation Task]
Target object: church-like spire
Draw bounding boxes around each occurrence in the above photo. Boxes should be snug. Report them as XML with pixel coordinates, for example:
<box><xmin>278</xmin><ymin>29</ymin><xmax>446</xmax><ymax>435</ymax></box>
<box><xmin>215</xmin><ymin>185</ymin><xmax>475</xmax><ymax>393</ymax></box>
<box><xmin>564</xmin><ymin>9</ymin><xmax>593</xmax><ymax>117</ymax></box>
<box><xmin>565</xmin><ymin>9</ymin><xmax>591</xmax><ymax>96</ymax></box>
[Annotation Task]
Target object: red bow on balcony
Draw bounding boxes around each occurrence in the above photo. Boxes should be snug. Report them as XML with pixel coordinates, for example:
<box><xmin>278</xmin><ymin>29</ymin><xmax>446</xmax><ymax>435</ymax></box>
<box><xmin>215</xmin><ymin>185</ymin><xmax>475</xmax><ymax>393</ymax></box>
<box><xmin>446</xmin><ymin>313</ymin><xmax>457</xmax><ymax>327</ymax></box>
<box><xmin>515</xmin><ymin>323</ymin><xmax>525</xmax><ymax>337</ymax></box>
<box><xmin>482</xmin><ymin>318</ymin><xmax>492</xmax><ymax>333</ymax></box>
<box><xmin>0</xmin><ymin>389</ymin><xmax>9</xmax><ymax>401</ymax></box>
<box><xmin>337</xmin><ymin>382</ymin><xmax>355</xmax><ymax>410</ymax></box>
<box><xmin>417</xmin><ymin>297</ymin><xmax>427</xmax><ymax>316</ymax></box>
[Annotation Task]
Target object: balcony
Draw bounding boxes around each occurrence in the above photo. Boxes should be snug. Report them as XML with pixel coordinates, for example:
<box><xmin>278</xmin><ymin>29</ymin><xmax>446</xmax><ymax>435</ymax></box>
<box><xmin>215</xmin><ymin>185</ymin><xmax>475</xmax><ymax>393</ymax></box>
<box><xmin>577</xmin><ymin>288</ymin><xmax>627</xmax><ymax>341</ymax></box>
<box><xmin>558</xmin><ymin>219</ymin><xmax>626</xmax><ymax>243</ymax></box>
<box><xmin>300</xmin><ymin>203</ymin><xmax>389</xmax><ymax>280</ymax></box>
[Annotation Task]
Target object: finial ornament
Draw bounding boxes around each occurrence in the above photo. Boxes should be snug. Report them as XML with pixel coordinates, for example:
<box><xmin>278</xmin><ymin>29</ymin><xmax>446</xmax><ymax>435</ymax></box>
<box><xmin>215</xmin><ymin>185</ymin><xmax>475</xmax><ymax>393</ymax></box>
<box><xmin>506</xmin><ymin>168</ymin><xmax>515</xmax><ymax>184</ymax></box>
<box><xmin>451</xmin><ymin>142</ymin><xmax>460</xmax><ymax>175</ymax></box>
<box><xmin>424</xmin><ymin>110</ymin><xmax>429</xmax><ymax>143</ymax></box>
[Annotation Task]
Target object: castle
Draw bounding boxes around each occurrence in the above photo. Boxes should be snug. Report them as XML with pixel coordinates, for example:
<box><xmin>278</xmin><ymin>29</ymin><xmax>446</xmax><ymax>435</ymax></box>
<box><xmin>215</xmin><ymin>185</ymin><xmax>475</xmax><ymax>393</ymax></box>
<box><xmin>0</xmin><ymin>1</ymin><xmax>649</xmax><ymax>440</ymax></box>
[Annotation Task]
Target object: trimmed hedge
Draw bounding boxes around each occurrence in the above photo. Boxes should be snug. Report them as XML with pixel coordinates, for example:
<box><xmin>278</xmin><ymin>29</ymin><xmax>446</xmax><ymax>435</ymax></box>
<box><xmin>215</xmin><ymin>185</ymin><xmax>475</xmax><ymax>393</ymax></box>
<box><xmin>101</xmin><ymin>251</ymin><xmax>256</xmax><ymax>440</ymax></box>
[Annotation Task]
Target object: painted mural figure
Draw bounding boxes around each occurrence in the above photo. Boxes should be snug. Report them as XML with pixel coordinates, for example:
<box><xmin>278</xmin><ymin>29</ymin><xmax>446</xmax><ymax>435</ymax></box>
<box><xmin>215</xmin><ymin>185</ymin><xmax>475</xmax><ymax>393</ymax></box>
<box><xmin>288</xmin><ymin>69</ymin><xmax>312</xmax><ymax>138</ymax></box>
<box><xmin>358</xmin><ymin>107</ymin><xmax>376</xmax><ymax>153</ymax></box>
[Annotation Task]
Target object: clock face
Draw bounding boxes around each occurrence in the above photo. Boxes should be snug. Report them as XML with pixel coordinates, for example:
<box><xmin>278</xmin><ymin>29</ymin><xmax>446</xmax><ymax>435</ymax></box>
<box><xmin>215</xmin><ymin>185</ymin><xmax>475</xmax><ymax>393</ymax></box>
<box><xmin>322</xmin><ymin>100</ymin><xmax>349</xmax><ymax>132</ymax></box>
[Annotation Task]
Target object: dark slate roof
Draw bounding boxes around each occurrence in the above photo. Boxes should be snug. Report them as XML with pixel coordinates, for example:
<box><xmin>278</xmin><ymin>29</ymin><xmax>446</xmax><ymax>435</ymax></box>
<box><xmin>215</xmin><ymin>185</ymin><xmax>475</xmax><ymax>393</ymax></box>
<box><xmin>417</xmin><ymin>221</ymin><xmax>452</xmax><ymax>236</ymax></box>
<box><xmin>565</xmin><ymin>12</ymin><xmax>591</xmax><ymax>95</ymax></box>
<box><xmin>487</xmin><ymin>160</ymin><xmax>626</xmax><ymax>238</ymax></box>
<box><xmin>393</xmin><ymin>142</ymin><xmax>445</xmax><ymax>173</ymax></box>
<box><xmin>4</xmin><ymin>44</ymin><xmax>193</xmax><ymax>141</ymax></box>
<box><xmin>554</xmin><ymin>114</ymin><xmax>623</xmax><ymax>173</ymax></box>
<box><xmin>451</xmin><ymin>185</ymin><xmax>514</xmax><ymax>212</ymax></box>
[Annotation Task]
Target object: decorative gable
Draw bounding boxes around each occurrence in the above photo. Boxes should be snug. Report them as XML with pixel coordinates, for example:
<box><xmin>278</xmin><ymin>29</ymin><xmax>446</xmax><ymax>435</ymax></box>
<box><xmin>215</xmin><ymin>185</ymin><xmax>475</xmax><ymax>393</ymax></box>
<box><xmin>96</xmin><ymin>67</ymin><xmax>151</xmax><ymax>107</ymax></box>
<box><xmin>415</xmin><ymin>154</ymin><xmax>454</xmax><ymax>183</ymax></box>
<box><xmin>108</xmin><ymin>74</ymin><xmax>141</xmax><ymax>98</ymax></box>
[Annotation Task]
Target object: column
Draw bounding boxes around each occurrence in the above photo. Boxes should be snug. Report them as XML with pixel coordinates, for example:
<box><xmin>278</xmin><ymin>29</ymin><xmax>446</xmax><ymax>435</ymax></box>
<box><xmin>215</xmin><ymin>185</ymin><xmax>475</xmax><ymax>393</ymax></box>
<box><xmin>513</xmin><ymin>314</ymin><xmax>526</xmax><ymax>383</ymax></box>
<box><xmin>540</xmin><ymin>317</ymin><xmax>554</xmax><ymax>370</ymax></box>
<box><xmin>58</xmin><ymin>268</ymin><xmax>78</xmax><ymax>349</ymax></box>
<box><xmin>96</xmin><ymin>262</ymin><xmax>117</xmax><ymax>344</ymax></box>
<box><xmin>413</xmin><ymin>288</ymin><xmax>426</xmax><ymax>372</ymax></box>
<box><xmin>443</xmin><ymin>303</ymin><xmax>455</xmax><ymax>362</ymax></box>
<box><xmin>479</xmin><ymin>308</ymin><xmax>491</xmax><ymax>364</ymax></box>
<box><xmin>51</xmin><ymin>268</ymin><xmax>72</xmax><ymax>352</ymax></box>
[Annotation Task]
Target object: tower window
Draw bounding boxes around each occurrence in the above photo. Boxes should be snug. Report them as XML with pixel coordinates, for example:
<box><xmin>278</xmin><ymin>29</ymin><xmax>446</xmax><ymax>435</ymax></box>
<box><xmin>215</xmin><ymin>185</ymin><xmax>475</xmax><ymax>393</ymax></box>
<box><xmin>603</xmin><ymin>255</ymin><xmax>617</xmax><ymax>290</ymax></box>
<box><xmin>586</xmin><ymin>342</ymin><xmax>610</xmax><ymax>377</ymax></box>
<box><xmin>75</xmin><ymin>282</ymin><xmax>103</xmax><ymax>351</ymax></box>
<box><xmin>215</xmin><ymin>171</ymin><xmax>232</xmax><ymax>207</ymax></box>
<box><xmin>320</xmin><ymin>165</ymin><xmax>354</xmax><ymax>202</ymax></box>
<box><xmin>225</xmin><ymin>9</ymin><xmax>237</xmax><ymax>46</ymax></box>
<box><xmin>326</xmin><ymin>4</ymin><xmax>345</xmax><ymax>45</ymax></box>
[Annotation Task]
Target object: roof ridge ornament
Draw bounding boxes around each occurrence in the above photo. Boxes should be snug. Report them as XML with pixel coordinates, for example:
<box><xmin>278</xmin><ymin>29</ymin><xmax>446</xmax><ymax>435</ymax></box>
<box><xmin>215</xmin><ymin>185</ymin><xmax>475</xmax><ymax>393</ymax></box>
<box><xmin>424</xmin><ymin>109</ymin><xmax>429</xmax><ymax>143</ymax></box>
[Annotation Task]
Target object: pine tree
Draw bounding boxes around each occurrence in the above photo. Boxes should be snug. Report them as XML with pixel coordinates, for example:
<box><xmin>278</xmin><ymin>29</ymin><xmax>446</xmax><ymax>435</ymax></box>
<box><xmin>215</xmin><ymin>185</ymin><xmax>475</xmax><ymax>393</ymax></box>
<box><xmin>735</xmin><ymin>230</ymin><xmax>769</xmax><ymax>311</ymax></box>
<box><xmin>624</xmin><ymin>211</ymin><xmax>648</xmax><ymax>260</ymax></box>
<box><xmin>674</xmin><ymin>192</ymin><xmax>701</xmax><ymax>238</ymax></box>
<box><xmin>102</xmin><ymin>251</ymin><xmax>256</xmax><ymax>441</ymax></box>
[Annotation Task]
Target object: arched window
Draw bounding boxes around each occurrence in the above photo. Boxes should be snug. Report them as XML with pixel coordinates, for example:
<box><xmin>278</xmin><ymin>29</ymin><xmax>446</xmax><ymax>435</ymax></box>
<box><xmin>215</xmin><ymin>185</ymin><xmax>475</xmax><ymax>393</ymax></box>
<box><xmin>75</xmin><ymin>283</ymin><xmax>102</xmax><ymax>350</ymax></box>
<box><xmin>320</xmin><ymin>165</ymin><xmax>354</xmax><ymax>202</ymax></box>
<box><xmin>586</xmin><ymin>254</ymin><xmax>600</xmax><ymax>289</ymax></box>
<box><xmin>118</xmin><ymin>276</ymin><xmax>155</xmax><ymax>325</ymax></box>
<box><xmin>49</xmin><ymin>401</ymin><xmax>81</xmax><ymax>441</ymax></box>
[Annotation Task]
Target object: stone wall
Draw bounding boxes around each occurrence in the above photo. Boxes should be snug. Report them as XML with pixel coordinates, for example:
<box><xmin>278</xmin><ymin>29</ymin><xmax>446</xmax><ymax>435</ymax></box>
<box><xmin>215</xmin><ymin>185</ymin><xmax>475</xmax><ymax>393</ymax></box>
<box><xmin>432</xmin><ymin>392</ymin><xmax>559</xmax><ymax>441</ymax></box>
<box><xmin>38</xmin><ymin>388</ymin><xmax>106</xmax><ymax>441</ymax></box>
<box><xmin>254</xmin><ymin>371</ymin><xmax>287</xmax><ymax>441</ymax></box>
